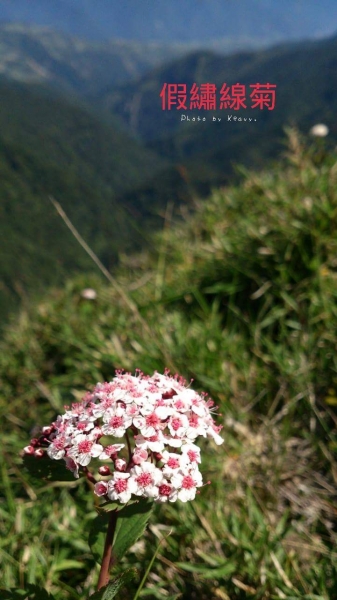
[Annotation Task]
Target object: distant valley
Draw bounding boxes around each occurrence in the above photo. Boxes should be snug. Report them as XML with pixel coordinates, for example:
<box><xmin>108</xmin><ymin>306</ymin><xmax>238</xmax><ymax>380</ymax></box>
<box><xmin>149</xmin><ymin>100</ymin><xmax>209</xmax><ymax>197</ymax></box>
<box><xmin>0</xmin><ymin>24</ymin><xmax>184</xmax><ymax>97</ymax></box>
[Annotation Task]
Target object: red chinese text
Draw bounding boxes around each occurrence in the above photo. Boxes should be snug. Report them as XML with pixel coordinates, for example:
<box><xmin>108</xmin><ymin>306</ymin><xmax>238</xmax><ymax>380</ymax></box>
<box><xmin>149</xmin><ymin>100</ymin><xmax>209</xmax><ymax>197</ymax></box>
<box><xmin>159</xmin><ymin>82</ymin><xmax>277</xmax><ymax>110</ymax></box>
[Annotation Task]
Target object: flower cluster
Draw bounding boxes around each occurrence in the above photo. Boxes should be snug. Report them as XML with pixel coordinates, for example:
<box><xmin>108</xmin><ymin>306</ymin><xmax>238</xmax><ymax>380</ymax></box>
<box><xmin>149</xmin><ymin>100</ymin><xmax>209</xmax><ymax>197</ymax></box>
<box><xmin>24</xmin><ymin>370</ymin><xmax>223</xmax><ymax>503</ymax></box>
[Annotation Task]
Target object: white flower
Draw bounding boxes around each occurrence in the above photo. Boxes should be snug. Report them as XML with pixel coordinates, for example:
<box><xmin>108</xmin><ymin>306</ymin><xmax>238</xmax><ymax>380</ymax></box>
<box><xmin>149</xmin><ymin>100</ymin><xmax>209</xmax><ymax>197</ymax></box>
<box><xmin>47</xmin><ymin>435</ymin><xmax>69</xmax><ymax>460</ymax></box>
<box><xmin>94</xmin><ymin>481</ymin><xmax>108</xmax><ymax>496</ymax></box>
<box><xmin>132</xmin><ymin>447</ymin><xmax>148</xmax><ymax>464</ymax></box>
<box><xmin>181</xmin><ymin>443</ymin><xmax>201</xmax><ymax>464</ymax></box>
<box><xmin>75</xmin><ymin>419</ymin><xmax>95</xmax><ymax>434</ymax></box>
<box><xmin>167</xmin><ymin>413</ymin><xmax>189</xmax><ymax>438</ymax></box>
<box><xmin>134</xmin><ymin>433</ymin><xmax>166</xmax><ymax>453</ymax></box>
<box><xmin>67</xmin><ymin>434</ymin><xmax>103</xmax><ymax>467</ymax></box>
<box><xmin>133</xmin><ymin>410</ymin><xmax>162</xmax><ymax>437</ymax></box>
<box><xmin>163</xmin><ymin>433</ymin><xmax>183</xmax><ymax>448</ymax></box>
<box><xmin>171</xmin><ymin>468</ymin><xmax>203</xmax><ymax>502</ymax></box>
<box><xmin>161</xmin><ymin>451</ymin><xmax>188</xmax><ymax>476</ymax></box>
<box><xmin>130</xmin><ymin>462</ymin><xmax>163</xmax><ymax>499</ymax></box>
<box><xmin>101</xmin><ymin>406</ymin><xmax>132</xmax><ymax>437</ymax></box>
<box><xmin>157</xmin><ymin>480</ymin><xmax>178</xmax><ymax>503</ymax></box>
<box><xmin>25</xmin><ymin>369</ymin><xmax>223</xmax><ymax>505</ymax></box>
<box><xmin>310</xmin><ymin>123</ymin><xmax>329</xmax><ymax>137</ymax></box>
<box><xmin>207</xmin><ymin>424</ymin><xmax>224</xmax><ymax>445</ymax></box>
<box><xmin>107</xmin><ymin>473</ymin><xmax>137</xmax><ymax>504</ymax></box>
<box><xmin>99</xmin><ymin>444</ymin><xmax>125</xmax><ymax>460</ymax></box>
<box><xmin>81</xmin><ymin>288</ymin><xmax>97</xmax><ymax>300</ymax></box>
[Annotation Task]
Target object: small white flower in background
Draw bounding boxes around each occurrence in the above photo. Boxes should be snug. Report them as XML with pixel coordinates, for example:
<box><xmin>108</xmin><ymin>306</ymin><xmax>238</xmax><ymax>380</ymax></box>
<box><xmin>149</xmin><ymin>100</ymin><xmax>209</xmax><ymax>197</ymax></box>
<box><xmin>309</xmin><ymin>123</ymin><xmax>329</xmax><ymax>137</ymax></box>
<box><xmin>24</xmin><ymin>369</ymin><xmax>224</xmax><ymax>504</ymax></box>
<box><xmin>80</xmin><ymin>288</ymin><xmax>97</xmax><ymax>300</ymax></box>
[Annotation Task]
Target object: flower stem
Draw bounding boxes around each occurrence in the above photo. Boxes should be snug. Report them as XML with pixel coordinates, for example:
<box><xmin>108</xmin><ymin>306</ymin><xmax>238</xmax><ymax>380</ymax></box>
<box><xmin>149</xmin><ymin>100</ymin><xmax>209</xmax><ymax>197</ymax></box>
<box><xmin>83</xmin><ymin>466</ymin><xmax>97</xmax><ymax>485</ymax></box>
<box><xmin>125</xmin><ymin>431</ymin><xmax>132</xmax><ymax>465</ymax></box>
<box><xmin>97</xmin><ymin>509</ymin><xmax>118</xmax><ymax>590</ymax></box>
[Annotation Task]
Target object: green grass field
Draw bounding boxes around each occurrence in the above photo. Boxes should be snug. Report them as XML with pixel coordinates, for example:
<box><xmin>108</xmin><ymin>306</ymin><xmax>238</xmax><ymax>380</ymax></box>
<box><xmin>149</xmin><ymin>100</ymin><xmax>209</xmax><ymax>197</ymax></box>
<box><xmin>0</xmin><ymin>130</ymin><xmax>336</xmax><ymax>599</ymax></box>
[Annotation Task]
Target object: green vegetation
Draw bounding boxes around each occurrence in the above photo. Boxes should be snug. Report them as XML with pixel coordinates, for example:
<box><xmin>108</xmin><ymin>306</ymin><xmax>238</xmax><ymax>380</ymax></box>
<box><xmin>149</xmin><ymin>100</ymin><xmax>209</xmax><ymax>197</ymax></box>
<box><xmin>0</xmin><ymin>79</ymin><xmax>174</xmax><ymax>321</ymax></box>
<box><xmin>0</xmin><ymin>131</ymin><xmax>336</xmax><ymax>598</ymax></box>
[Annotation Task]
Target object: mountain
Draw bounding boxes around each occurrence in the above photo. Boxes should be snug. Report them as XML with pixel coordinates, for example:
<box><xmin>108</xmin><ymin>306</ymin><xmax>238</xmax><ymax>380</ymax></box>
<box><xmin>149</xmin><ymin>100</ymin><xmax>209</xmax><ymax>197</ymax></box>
<box><xmin>99</xmin><ymin>33</ymin><xmax>337</xmax><ymax>193</ymax></box>
<box><xmin>0</xmin><ymin>24</ymin><xmax>184</xmax><ymax>97</ymax></box>
<box><xmin>0</xmin><ymin>80</ymin><xmax>172</xmax><ymax>321</ymax></box>
<box><xmin>1</xmin><ymin>15</ymin><xmax>337</xmax><ymax>323</ymax></box>
<box><xmin>0</xmin><ymin>0</ymin><xmax>336</xmax><ymax>47</ymax></box>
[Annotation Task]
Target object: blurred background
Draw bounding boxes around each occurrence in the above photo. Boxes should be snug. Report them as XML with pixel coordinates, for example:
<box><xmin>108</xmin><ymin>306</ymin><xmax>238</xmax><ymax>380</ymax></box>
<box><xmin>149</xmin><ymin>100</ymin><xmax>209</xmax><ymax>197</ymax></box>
<box><xmin>1</xmin><ymin>2</ymin><xmax>337</xmax><ymax>599</ymax></box>
<box><xmin>0</xmin><ymin>0</ymin><xmax>337</xmax><ymax>321</ymax></box>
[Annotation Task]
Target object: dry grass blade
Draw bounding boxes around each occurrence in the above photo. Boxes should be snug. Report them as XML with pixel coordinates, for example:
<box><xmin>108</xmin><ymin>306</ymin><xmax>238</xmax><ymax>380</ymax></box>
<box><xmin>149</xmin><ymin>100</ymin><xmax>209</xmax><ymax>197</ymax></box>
<box><xmin>49</xmin><ymin>195</ymin><xmax>174</xmax><ymax>368</ymax></box>
<box><xmin>270</xmin><ymin>551</ymin><xmax>293</xmax><ymax>589</ymax></box>
<box><xmin>49</xmin><ymin>196</ymin><xmax>142</xmax><ymax>319</ymax></box>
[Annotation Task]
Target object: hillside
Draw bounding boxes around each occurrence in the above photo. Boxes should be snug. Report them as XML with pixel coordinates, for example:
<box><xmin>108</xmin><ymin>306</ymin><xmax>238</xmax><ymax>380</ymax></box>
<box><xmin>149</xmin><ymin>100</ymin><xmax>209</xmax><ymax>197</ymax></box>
<box><xmin>0</xmin><ymin>0</ymin><xmax>336</xmax><ymax>46</ymax></box>
<box><xmin>101</xmin><ymin>33</ymin><xmax>337</xmax><ymax>192</ymax></box>
<box><xmin>0</xmin><ymin>23</ymin><xmax>184</xmax><ymax>97</ymax></box>
<box><xmin>0</xmin><ymin>80</ymin><xmax>170</xmax><ymax>321</ymax></box>
<box><xmin>1</xmin><ymin>132</ymin><xmax>336</xmax><ymax>598</ymax></box>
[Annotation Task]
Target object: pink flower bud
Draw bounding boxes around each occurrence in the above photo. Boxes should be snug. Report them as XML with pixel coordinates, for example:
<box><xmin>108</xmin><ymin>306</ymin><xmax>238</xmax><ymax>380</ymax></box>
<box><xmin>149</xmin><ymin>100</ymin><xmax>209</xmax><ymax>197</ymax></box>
<box><xmin>132</xmin><ymin>448</ymin><xmax>148</xmax><ymax>464</ymax></box>
<box><xmin>23</xmin><ymin>445</ymin><xmax>35</xmax><ymax>455</ymax></box>
<box><xmin>114</xmin><ymin>458</ymin><xmax>127</xmax><ymax>471</ymax></box>
<box><xmin>42</xmin><ymin>426</ymin><xmax>53</xmax><ymax>435</ymax></box>
<box><xmin>34</xmin><ymin>448</ymin><xmax>45</xmax><ymax>458</ymax></box>
<box><xmin>162</xmin><ymin>388</ymin><xmax>177</xmax><ymax>399</ymax></box>
<box><xmin>98</xmin><ymin>465</ymin><xmax>111</xmax><ymax>476</ymax></box>
<box><xmin>94</xmin><ymin>482</ymin><xmax>108</xmax><ymax>496</ymax></box>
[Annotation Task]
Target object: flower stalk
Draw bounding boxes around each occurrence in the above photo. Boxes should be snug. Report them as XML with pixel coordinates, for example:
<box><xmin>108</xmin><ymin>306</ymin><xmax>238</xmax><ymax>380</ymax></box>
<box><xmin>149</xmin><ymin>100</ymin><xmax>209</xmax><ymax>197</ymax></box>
<box><xmin>97</xmin><ymin>508</ymin><xmax>118</xmax><ymax>590</ymax></box>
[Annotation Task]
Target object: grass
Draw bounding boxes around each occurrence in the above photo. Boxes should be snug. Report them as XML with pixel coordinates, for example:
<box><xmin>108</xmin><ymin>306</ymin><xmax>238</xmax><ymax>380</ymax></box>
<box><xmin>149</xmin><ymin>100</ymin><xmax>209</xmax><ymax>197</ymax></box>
<box><xmin>0</xmin><ymin>129</ymin><xmax>336</xmax><ymax>599</ymax></box>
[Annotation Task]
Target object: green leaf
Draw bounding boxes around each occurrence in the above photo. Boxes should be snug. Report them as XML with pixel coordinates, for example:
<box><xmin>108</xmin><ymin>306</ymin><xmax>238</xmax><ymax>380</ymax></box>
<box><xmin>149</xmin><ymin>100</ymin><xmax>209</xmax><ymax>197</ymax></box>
<box><xmin>51</xmin><ymin>559</ymin><xmax>85</xmax><ymax>572</ymax></box>
<box><xmin>89</xmin><ymin>500</ymin><xmax>153</xmax><ymax>566</ymax></box>
<box><xmin>97</xmin><ymin>499</ymin><xmax>139</xmax><ymax>514</ymax></box>
<box><xmin>89</xmin><ymin>512</ymin><xmax>110</xmax><ymax>565</ymax></box>
<box><xmin>0</xmin><ymin>585</ymin><xmax>55</xmax><ymax>599</ymax></box>
<box><xmin>90</xmin><ymin>570</ymin><xmax>137</xmax><ymax>600</ymax></box>
<box><xmin>96</xmin><ymin>501</ymin><xmax>121</xmax><ymax>515</ymax></box>
<box><xmin>22</xmin><ymin>455</ymin><xmax>76</xmax><ymax>482</ymax></box>
<box><xmin>176</xmin><ymin>561</ymin><xmax>237</xmax><ymax>579</ymax></box>
<box><xmin>138</xmin><ymin>593</ymin><xmax>181</xmax><ymax>600</ymax></box>
<box><xmin>113</xmin><ymin>499</ymin><xmax>153</xmax><ymax>562</ymax></box>
<box><xmin>0</xmin><ymin>592</ymin><xmax>25</xmax><ymax>600</ymax></box>
<box><xmin>285</xmin><ymin>319</ymin><xmax>302</xmax><ymax>330</ymax></box>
